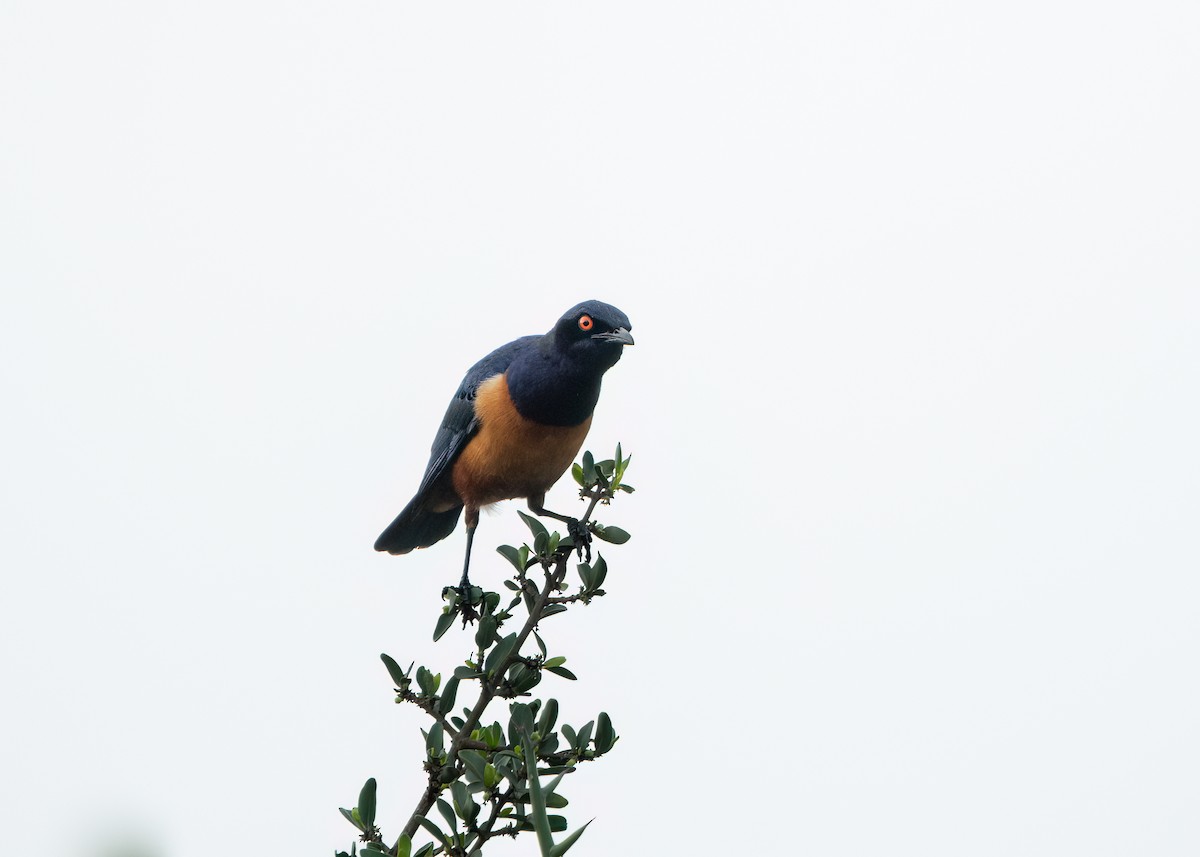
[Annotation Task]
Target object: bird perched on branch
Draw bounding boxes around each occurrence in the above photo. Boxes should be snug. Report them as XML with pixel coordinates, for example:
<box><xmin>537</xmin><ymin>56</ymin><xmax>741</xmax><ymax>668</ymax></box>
<box><xmin>375</xmin><ymin>300</ymin><xmax>634</xmax><ymax>594</ymax></box>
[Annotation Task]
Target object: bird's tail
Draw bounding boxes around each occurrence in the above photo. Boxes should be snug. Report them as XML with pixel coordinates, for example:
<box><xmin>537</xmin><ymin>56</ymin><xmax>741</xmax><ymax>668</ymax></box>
<box><xmin>374</xmin><ymin>497</ymin><xmax>463</xmax><ymax>555</ymax></box>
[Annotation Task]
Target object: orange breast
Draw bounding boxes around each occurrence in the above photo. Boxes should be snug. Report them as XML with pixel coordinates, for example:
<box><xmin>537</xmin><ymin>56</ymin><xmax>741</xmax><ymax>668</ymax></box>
<box><xmin>451</xmin><ymin>373</ymin><xmax>592</xmax><ymax>508</ymax></box>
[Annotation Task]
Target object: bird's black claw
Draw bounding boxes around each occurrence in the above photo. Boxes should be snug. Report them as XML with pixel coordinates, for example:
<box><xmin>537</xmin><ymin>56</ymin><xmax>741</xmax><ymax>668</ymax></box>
<box><xmin>566</xmin><ymin>518</ymin><xmax>592</xmax><ymax>563</ymax></box>
<box><xmin>460</xmin><ymin>583</ymin><xmax>482</xmax><ymax>624</ymax></box>
<box><xmin>443</xmin><ymin>583</ymin><xmax>480</xmax><ymax>624</ymax></box>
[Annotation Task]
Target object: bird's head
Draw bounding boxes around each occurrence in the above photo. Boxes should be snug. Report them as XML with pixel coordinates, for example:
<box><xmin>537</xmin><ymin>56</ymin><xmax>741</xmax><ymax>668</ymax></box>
<box><xmin>552</xmin><ymin>300</ymin><xmax>634</xmax><ymax>370</ymax></box>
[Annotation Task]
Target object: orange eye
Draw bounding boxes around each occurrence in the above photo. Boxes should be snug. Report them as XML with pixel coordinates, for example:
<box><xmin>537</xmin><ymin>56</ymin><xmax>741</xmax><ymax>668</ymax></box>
<box><xmin>578</xmin><ymin>315</ymin><xmax>594</xmax><ymax>331</ymax></box>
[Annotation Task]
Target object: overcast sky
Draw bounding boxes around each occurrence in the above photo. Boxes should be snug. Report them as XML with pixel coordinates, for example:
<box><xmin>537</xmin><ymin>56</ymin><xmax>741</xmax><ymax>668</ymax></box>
<box><xmin>2</xmin><ymin>3</ymin><xmax>1198</xmax><ymax>856</ymax></box>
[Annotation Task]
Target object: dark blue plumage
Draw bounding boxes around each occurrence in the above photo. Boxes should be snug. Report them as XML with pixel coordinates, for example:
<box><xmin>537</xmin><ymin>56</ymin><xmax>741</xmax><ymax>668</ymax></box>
<box><xmin>506</xmin><ymin>301</ymin><xmax>631</xmax><ymax>426</ymax></box>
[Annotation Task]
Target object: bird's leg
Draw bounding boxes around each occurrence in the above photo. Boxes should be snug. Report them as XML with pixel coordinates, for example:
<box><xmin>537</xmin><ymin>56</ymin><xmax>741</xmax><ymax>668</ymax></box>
<box><xmin>457</xmin><ymin>506</ymin><xmax>480</xmax><ymax>622</ymax></box>
<box><xmin>527</xmin><ymin>494</ymin><xmax>591</xmax><ymax>562</ymax></box>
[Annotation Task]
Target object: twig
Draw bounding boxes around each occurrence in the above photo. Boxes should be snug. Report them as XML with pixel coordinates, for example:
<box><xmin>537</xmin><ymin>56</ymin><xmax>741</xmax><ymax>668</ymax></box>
<box><xmin>400</xmin><ymin>551</ymin><xmax>571</xmax><ymax>843</ymax></box>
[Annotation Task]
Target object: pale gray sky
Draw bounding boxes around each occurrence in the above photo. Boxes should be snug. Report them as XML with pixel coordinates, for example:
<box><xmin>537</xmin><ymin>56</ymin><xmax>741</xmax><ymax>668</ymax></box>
<box><xmin>2</xmin><ymin>3</ymin><xmax>1198</xmax><ymax>856</ymax></box>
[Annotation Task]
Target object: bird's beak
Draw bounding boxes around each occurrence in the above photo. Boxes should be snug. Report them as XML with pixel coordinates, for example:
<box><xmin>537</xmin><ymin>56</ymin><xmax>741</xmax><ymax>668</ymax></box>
<box><xmin>592</xmin><ymin>327</ymin><xmax>635</xmax><ymax>346</ymax></box>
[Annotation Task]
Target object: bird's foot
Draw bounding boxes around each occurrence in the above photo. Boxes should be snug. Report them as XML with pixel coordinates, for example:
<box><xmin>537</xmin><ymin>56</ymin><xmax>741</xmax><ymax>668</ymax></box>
<box><xmin>565</xmin><ymin>518</ymin><xmax>592</xmax><ymax>563</ymax></box>
<box><xmin>443</xmin><ymin>583</ymin><xmax>480</xmax><ymax>624</ymax></box>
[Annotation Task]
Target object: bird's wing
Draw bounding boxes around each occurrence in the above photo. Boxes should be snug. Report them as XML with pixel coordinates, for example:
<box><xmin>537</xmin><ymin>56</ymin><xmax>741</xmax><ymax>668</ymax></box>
<box><xmin>414</xmin><ymin>335</ymin><xmax>541</xmax><ymax>498</ymax></box>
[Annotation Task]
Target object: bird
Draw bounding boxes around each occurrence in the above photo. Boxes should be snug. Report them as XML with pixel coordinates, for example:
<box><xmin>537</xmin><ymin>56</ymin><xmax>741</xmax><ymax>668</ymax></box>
<box><xmin>374</xmin><ymin>300</ymin><xmax>633</xmax><ymax>596</ymax></box>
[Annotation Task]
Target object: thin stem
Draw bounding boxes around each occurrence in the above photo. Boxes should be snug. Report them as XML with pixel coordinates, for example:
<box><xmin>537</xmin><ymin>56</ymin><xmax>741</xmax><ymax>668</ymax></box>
<box><xmin>395</xmin><ymin>484</ymin><xmax>611</xmax><ymax>852</ymax></box>
<box><xmin>400</xmin><ymin>552</ymin><xmax>570</xmax><ymax>843</ymax></box>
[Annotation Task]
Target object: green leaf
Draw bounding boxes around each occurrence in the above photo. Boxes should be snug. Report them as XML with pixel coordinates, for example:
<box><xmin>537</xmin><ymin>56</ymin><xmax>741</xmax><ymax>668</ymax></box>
<box><xmin>413</xmin><ymin>844</ymin><xmax>435</xmax><ymax>857</ymax></box>
<box><xmin>542</xmin><ymin>604</ymin><xmax>568</xmax><ymax>618</ymax></box>
<box><xmin>426</xmin><ymin>722</ymin><xmax>445</xmax><ymax>757</ymax></box>
<box><xmin>508</xmin><ymin>663</ymin><xmax>542</xmax><ymax>694</ymax></box>
<box><xmin>560</xmin><ymin>724</ymin><xmax>576</xmax><ymax>747</ymax></box>
<box><xmin>533</xmin><ymin>530</ymin><xmax>548</xmax><ymax>555</ymax></box>
<box><xmin>357</xmin><ymin>778</ymin><xmax>377</xmax><ymax>829</ymax></box>
<box><xmin>509</xmin><ymin>702</ymin><xmax>536</xmax><ymax>743</ymax></box>
<box><xmin>460</xmin><ymin>750</ymin><xmax>487</xmax><ymax>783</ymax></box>
<box><xmin>590</xmin><ymin>555</ymin><xmax>607</xmax><ymax>589</ymax></box>
<box><xmin>451</xmin><ymin>781</ymin><xmax>472</xmax><ymax>820</ymax></box>
<box><xmin>543</xmin><ymin>656</ymin><xmax>566</xmax><ymax>669</ymax></box>
<box><xmin>339</xmin><ymin>806</ymin><xmax>363</xmax><ymax>831</ymax></box>
<box><xmin>595</xmin><ymin>711</ymin><xmax>616</xmax><ymax>754</ymax></box>
<box><xmin>519</xmin><ymin>716</ymin><xmax>555</xmax><ymax>855</ymax></box>
<box><xmin>415</xmin><ymin>666</ymin><xmax>435</xmax><ymax>696</ymax></box>
<box><xmin>437</xmin><ymin>676</ymin><xmax>460</xmax><ymax>717</ymax></box>
<box><xmin>549</xmin><ymin>819</ymin><xmax>593</xmax><ymax>857</ymax></box>
<box><xmin>582</xmin><ymin>450</ymin><xmax>596</xmax><ymax>483</ymax></box>
<box><xmin>571</xmin><ymin>462</ymin><xmax>584</xmax><ymax>486</ymax></box>
<box><xmin>484</xmin><ymin>632</ymin><xmax>519</xmax><ymax>677</ymax></box>
<box><xmin>541</xmin><ymin>765</ymin><xmax>570</xmax><ymax>802</ymax></box>
<box><xmin>483</xmin><ymin>723</ymin><xmax>504</xmax><ymax>749</ymax></box>
<box><xmin>484</xmin><ymin>763</ymin><xmax>501</xmax><ymax>789</ymax></box>
<box><xmin>361</xmin><ymin>849</ymin><xmax>388</xmax><ymax>857</ymax></box>
<box><xmin>546</xmin><ymin>665</ymin><xmax>577</xmax><ymax>680</ymax></box>
<box><xmin>517</xmin><ymin>509</ymin><xmax>549</xmax><ymax>540</ymax></box>
<box><xmin>614</xmin><ymin>448</ymin><xmax>629</xmax><ymax>483</ymax></box>
<box><xmin>546</xmin><ymin>791</ymin><xmax>569</xmax><ymax>809</ymax></box>
<box><xmin>394</xmin><ymin>833</ymin><xmax>412</xmax><ymax>857</ymax></box>
<box><xmin>474</xmin><ymin>614</ymin><xmax>498</xmax><ymax>649</ymax></box>
<box><xmin>433</xmin><ymin>610</ymin><xmax>456</xmax><ymax>642</ymax></box>
<box><xmin>416</xmin><ymin>816</ymin><xmax>446</xmax><ymax>843</ymax></box>
<box><xmin>380</xmin><ymin>654</ymin><xmax>410</xmax><ymax>687</ymax></box>
<box><xmin>537</xmin><ymin>697</ymin><xmax>559</xmax><ymax>735</ymax></box>
<box><xmin>574</xmin><ymin>720</ymin><xmax>594</xmax><ymax>750</ymax></box>
<box><xmin>496</xmin><ymin>544</ymin><xmax>524</xmax><ymax>572</ymax></box>
<box><xmin>592</xmin><ymin>525</ymin><xmax>630</xmax><ymax>545</ymax></box>
<box><xmin>538</xmin><ymin>731</ymin><xmax>560</xmax><ymax>756</ymax></box>
<box><xmin>436</xmin><ymin>797</ymin><xmax>458</xmax><ymax>833</ymax></box>
<box><xmin>521</xmin><ymin>581</ymin><xmax>537</xmax><ymax>613</ymax></box>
